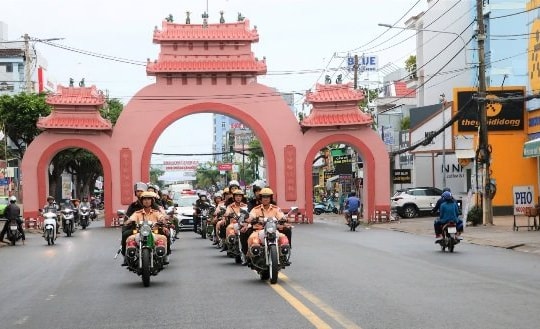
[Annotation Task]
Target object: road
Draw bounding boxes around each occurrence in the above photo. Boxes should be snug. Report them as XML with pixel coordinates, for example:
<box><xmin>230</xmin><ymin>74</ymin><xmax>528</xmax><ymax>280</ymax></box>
<box><xmin>1</xmin><ymin>219</ymin><xmax>539</xmax><ymax>329</ymax></box>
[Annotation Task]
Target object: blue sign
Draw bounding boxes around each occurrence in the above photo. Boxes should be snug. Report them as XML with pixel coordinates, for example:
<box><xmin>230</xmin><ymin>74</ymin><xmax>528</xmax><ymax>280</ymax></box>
<box><xmin>347</xmin><ymin>54</ymin><xmax>379</xmax><ymax>72</ymax></box>
<box><xmin>0</xmin><ymin>178</ymin><xmax>8</xmax><ymax>186</ymax></box>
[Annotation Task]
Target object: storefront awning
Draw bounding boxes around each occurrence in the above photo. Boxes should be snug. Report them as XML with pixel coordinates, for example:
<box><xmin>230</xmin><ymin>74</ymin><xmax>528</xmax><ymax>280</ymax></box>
<box><xmin>454</xmin><ymin>149</ymin><xmax>475</xmax><ymax>159</ymax></box>
<box><xmin>523</xmin><ymin>138</ymin><xmax>540</xmax><ymax>158</ymax></box>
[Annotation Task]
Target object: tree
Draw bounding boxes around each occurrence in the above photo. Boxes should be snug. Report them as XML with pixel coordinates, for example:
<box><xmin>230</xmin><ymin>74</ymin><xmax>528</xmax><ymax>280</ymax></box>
<box><xmin>195</xmin><ymin>162</ymin><xmax>221</xmax><ymax>190</ymax></box>
<box><xmin>405</xmin><ymin>55</ymin><xmax>417</xmax><ymax>80</ymax></box>
<box><xmin>100</xmin><ymin>97</ymin><xmax>123</xmax><ymax>126</ymax></box>
<box><xmin>359</xmin><ymin>88</ymin><xmax>380</xmax><ymax>108</ymax></box>
<box><xmin>150</xmin><ymin>167</ymin><xmax>164</xmax><ymax>188</ymax></box>
<box><xmin>0</xmin><ymin>92</ymin><xmax>51</xmax><ymax>159</ymax></box>
<box><xmin>400</xmin><ymin>116</ymin><xmax>410</xmax><ymax>130</ymax></box>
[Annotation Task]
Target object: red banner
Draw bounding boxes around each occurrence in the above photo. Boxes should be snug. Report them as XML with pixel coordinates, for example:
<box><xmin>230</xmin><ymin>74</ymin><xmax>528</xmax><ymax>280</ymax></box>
<box><xmin>218</xmin><ymin>163</ymin><xmax>233</xmax><ymax>171</ymax></box>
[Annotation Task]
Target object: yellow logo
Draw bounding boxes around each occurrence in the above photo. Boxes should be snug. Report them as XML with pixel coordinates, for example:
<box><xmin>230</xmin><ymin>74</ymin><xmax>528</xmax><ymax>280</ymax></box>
<box><xmin>485</xmin><ymin>94</ymin><xmax>503</xmax><ymax>117</ymax></box>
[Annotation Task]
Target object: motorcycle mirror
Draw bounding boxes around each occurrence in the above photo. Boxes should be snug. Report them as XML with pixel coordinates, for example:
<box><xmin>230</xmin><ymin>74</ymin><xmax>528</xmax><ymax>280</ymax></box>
<box><xmin>174</xmin><ymin>203</ymin><xmax>179</xmax><ymax>207</ymax></box>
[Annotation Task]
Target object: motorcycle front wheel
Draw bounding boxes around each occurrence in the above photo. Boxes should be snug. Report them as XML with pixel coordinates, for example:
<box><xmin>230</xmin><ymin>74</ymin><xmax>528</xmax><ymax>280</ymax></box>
<box><xmin>201</xmin><ymin>221</ymin><xmax>207</xmax><ymax>239</ymax></box>
<box><xmin>269</xmin><ymin>245</ymin><xmax>279</xmax><ymax>284</ymax></box>
<box><xmin>141</xmin><ymin>248</ymin><xmax>151</xmax><ymax>287</ymax></box>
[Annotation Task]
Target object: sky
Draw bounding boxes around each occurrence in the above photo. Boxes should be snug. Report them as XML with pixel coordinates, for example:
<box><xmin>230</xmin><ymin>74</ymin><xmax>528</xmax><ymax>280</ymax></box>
<box><xmin>1</xmin><ymin>0</ymin><xmax>420</xmax><ymax>164</ymax></box>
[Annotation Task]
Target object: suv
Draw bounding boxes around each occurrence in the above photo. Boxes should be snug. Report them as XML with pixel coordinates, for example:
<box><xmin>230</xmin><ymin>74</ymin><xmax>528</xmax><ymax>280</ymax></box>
<box><xmin>391</xmin><ymin>187</ymin><xmax>443</xmax><ymax>218</ymax></box>
<box><xmin>173</xmin><ymin>195</ymin><xmax>199</xmax><ymax>231</ymax></box>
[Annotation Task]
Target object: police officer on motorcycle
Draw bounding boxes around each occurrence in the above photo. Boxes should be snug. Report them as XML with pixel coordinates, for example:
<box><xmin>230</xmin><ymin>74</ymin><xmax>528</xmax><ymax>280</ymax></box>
<box><xmin>42</xmin><ymin>196</ymin><xmax>60</xmax><ymax>234</ymax></box>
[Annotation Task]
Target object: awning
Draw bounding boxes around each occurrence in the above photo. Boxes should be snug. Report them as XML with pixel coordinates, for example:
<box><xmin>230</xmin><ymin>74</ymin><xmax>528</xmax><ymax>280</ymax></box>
<box><xmin>454</xmin><ymin>149</ymin><xmax>475</xmax><ymax>159</ymax></box>
<box><xmin>523</xmin><ymin>138</ymin><xmax>540</xmax><ymax>158</ymax></box>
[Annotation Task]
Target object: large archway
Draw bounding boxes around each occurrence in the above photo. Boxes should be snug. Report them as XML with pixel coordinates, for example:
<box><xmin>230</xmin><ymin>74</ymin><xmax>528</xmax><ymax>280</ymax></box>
<box><xmin>21</xmin><ymin>16</ymin><xmax>390</xmax><ymax>226</ymax></box>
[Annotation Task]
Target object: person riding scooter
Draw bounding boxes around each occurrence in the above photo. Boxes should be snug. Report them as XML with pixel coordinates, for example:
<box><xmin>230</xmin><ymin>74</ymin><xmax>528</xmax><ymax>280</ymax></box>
<box><xmin>0</xmin><ymin>196</ymin><xmax>24</xmax><ymax>244</ymax></box>
<box><xmin>343</xmin><ymin>191</ymin><xmax>361</xmax><ymax>225</ymax></box>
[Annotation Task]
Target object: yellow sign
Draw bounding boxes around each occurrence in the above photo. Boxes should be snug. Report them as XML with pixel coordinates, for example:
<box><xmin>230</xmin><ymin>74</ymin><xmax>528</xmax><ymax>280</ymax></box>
<box><xmin>529</xmin><ymin>19</ymin><xmax>540</xmax><ymax>94</ymax></box>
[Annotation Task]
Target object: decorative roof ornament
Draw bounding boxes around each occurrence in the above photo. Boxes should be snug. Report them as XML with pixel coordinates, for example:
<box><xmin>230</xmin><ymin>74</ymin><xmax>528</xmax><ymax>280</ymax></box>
<box><xmin>324</xmin><ymin>75</ymin><xmax>331</xmax><ymax>85</ymax></box>
<box><xmin>202</xmin><ymin>11</ymin><xmax>209</xmax><ymax>28</ymax></box>
<box><xmin>219</xmin><ymin>10</ymin><xmax>225</xmax><ymax>24</ymax></box>
<box><xmin>335</xmin><ymin>74</ymin><xmax>343</xmax><ymax>84</ymax></box>
<box><xmin>237</xmin><ymin>12</ymin><xmax>245</xmax><ymax>22</ymax></box>
<box><xmin>185</xmin><ymin>11</ymin><xmax>191</xmax><ymax>24</ymax></box>
<box><xmin>79</xmin><ymin>78</ymin><xmax>85</xmax><ymax>87</ymax></box>
<box><xmin>69</xmin><ymin>78</ymin><xmax>74</xmax><ymax>87</ymax></box>
<box><xmin>165</xmin><ymin>14</ymin><xmax>174</xmax><ymax>23</ymax></box>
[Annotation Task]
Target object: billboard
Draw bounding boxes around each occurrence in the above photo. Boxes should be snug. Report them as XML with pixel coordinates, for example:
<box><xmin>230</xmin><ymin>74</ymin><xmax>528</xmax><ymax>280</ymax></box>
<box><xmin>455</xmin><ymin>87</ymin><xmax>525</xmax><ymax>132</ymax></box>
<box><xmin>347</xmin><ymin>54</ymin><xmax>378</xmax><ymax>72</ymax></box>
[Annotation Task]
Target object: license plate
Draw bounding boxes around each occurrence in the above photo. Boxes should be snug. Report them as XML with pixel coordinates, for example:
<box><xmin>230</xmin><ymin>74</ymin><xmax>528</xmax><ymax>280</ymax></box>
<box><xmin>10</xmin><ymin>225</ymin><xmax>17</xmax><ymax>230</ymax></box>
<box><xmin>351</xmin><ymin>215</ymin><xmax>358</xmax><ymax>220</ymax></box>
<box><xmin>66</xmin><ymin>220</ymin><xmax>70</xmax><ymax>223</ymax></box>
<box><xmin>447</xmin><ymin>227</ymin><xmax>457</xmax><ymax>234</ymax></box>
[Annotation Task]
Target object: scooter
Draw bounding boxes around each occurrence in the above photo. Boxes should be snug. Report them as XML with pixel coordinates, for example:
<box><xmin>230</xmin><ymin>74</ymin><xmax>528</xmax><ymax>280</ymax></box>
<box><xmin>42</xmin><ymin>210</ymin><xmax>58</xmax><ymax>245</ymax></box>
<box><xmin>313</xmin><ymin>198</ymin><xmax>338</xmax><ymax>215</ymax></box>
<box><xmin>6</xmin><ymin>217</ymin><xmax>23</xmax><ymax>246</ymax></box>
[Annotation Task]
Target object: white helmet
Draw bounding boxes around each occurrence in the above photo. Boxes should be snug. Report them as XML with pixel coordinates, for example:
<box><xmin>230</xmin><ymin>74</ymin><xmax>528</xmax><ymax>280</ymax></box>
<box><xmin>9</xmin><ymin>196</ymin><xmax>16</xmax><ymax>202</ymax></box>
<box><xmin>229</xmin><ymin>180</ymin><xmax>240</xmax><ymax>188</ymax></box>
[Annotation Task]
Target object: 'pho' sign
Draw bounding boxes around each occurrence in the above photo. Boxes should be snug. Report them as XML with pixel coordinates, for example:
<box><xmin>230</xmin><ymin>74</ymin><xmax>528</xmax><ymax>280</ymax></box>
<box><xmin>513</xmin><ymin>185</ymin><xmax>535</xmax><ymax>215</ymax></box>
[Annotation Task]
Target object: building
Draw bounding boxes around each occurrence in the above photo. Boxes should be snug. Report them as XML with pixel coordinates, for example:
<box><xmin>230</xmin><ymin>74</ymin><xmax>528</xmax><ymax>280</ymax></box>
<box><xmin>0</xmin><ymin>21</ymin><xmax>55</xmax><ymax>95</ymax></box>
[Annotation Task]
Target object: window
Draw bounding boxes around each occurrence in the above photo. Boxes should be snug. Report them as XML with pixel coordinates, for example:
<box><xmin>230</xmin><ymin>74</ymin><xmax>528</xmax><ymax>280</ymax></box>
<box><xmin>6</xmin><ymin>63</ymin><xmax>13</xmax><ymax>73</ymax></box>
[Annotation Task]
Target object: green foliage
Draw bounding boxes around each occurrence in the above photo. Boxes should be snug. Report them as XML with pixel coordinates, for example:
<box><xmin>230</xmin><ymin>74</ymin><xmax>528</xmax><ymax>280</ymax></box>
<box><xmin>195</xmin><ymin>162</ymin><xmax>221</xmax><ymax>190</ymax></box>
<box><xmin>359</xmin><ymin>88</ymin><xmax>379</xmax><ymax>108</ymax></box>
<box><xmin>405</xmin><ymin>55</ymin><xmax>417</xmax><ymax>80</ymax></box>
<box><xmin>150</xmin><ymin>167</ymin><xmax>164</xmax><ymax>188</ymax></box>
<box><xmin>400</xmin><ymin>116</ymin><xmax>410</xmax><ymax>130</ymax></box>
<box><xmin>0</xmin><ymin>92</ymin><xmax>52</xmax><ymax>159</ymax></box>
<box><xmin>100</xmin><ymin>98</ymin><xmax>123</xmax><ymax>126</ymax></box>
<box><xmin>466</xmin><ymin>205</ymin><xmax>482</xmax><ymax>226</ymax></box>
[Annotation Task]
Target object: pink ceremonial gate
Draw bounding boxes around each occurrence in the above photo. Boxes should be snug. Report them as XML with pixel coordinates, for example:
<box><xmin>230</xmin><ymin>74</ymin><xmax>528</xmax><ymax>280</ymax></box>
<box><xmin>21</xmin><ymin>15</ymin><xmax>390</xmax><ymax>226</ymax></box>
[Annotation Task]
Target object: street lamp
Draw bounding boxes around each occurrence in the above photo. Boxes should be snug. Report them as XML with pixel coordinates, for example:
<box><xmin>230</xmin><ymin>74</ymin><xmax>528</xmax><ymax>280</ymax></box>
<box><xmin>377</xmin><ymin>23</ymin><xmax>468</xmax><ymax>62</ymax></box>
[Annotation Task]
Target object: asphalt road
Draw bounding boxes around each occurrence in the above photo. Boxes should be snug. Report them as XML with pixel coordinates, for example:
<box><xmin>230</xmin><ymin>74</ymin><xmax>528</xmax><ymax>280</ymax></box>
<box><xmin>1</xmin><ymin>219</ymin><xmax>539</xmax><ymax>329</ymax></box>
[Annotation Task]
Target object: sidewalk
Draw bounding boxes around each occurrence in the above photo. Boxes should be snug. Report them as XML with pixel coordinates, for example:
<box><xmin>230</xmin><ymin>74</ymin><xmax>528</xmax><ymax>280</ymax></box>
<box><xmin>315</xmin><ymin>214</ymin><xmax>540</xmax><ymax>255</ymax></box>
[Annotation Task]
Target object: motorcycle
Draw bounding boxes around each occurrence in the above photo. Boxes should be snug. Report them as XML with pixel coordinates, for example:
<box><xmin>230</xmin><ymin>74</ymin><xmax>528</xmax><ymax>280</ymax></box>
<box><xmin>123</xmin><ymin>219</ymin><xmax>168</xmax><ymax>287</ymax></box>
<box><xmin>248</xmin><ymin>207</ymin><xmax>298</xmax><ymax>284</ymax></box>
<box><xmin>226</xmin><ymin>207</ymin><xmax>249</xmax><ymax>264</ymax></box>
<box><xmin>313</xmin><ymin>199</ymin><xmax>338</xmax><ymax>215</ymax></box>
<box><xmin>79</xmin><ymin>206</ymin><xmax>91</xmax><ymax>229</ymax></box>
<box><xmin>197</xmin><ymin>206</ymin><xmax>214</xmax><ymax>239</ymax></box>
<box><xmin>348</xmin><ymin>211</ymin><xmax>359</xmax><ymax>231</ymax></box>
<box><xmin>90</xmin><ymin>208</ymin><xmax>97</xmax><ymax>221</ymax></box>
<box><xmin>41</xmin><ymin>210</ymin><xmax>58</xmax><ymax>245</ymax></box>
<box><xmin>438</xmin><ymin>222</ymin><xmax>460</xmax><ymax>252</ymax></box>
<box><xmin>6</xmin><ymin>217</ymin><xmax>23</xmax><ymax>246</ymax></box>
<box><xmin>165</xmin><ymin>207</ymin><xmax>178</xmax><ymax>244</ymax></box>
<box><xmin>215</xmin><ymin>205</ymin><xmax>227</xmax><ymax>249</ymax></box>
<box><xmin>61</xmin><ymin>208</ymin><xmax>76</xmax><ymax>237</ymax></box>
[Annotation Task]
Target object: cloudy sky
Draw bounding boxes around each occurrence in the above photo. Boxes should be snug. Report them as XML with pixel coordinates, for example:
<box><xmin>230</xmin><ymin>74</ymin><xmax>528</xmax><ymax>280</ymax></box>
<box><xmin>2</xmin><ymin>0</ymin><xmax>420</xmax><ymax>159</ymax></box>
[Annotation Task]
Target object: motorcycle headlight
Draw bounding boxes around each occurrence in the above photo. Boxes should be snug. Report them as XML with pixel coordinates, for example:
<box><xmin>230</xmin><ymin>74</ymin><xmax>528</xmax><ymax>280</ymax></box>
<box><xmin>266</xmin><ymin>226</ymin><xmax>276</xmax><ymax>234</ymax></box>
<box><xmin>141</xmin><ymin>225</ymin><xmax>152</xmax><ymax>237</ymax></box>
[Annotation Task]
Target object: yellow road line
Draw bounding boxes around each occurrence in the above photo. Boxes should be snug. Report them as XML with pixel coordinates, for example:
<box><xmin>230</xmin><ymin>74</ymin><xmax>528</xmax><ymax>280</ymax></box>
<box><xmin>270</xmin><ymin>282</ymin><xmax>333</xmax><ymax>329</ymax></box>
<box><xmin>281</xmin><ymin>274</ymin><xmax>363</xmax><ymax>329</ymax></box>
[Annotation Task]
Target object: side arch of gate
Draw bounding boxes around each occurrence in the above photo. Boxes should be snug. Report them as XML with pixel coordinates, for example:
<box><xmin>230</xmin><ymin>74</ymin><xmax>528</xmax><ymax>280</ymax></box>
<box><xmin>22</xmin><ymin>137</ymin><xmax>113</xmax><ymax>224</ymax></box>
<box><xmin>302</xmin><ymin>132</ymin><xmax>391</xmax><ymax>220</ymax></box>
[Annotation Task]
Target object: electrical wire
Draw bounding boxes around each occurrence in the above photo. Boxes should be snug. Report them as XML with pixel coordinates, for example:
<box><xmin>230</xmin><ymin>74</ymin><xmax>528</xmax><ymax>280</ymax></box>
<box><xmin>489</xmin><ymin>5</ymin><xmax>537</xmax><ymax>20</ymax></box>
<box><xmin>390</xmin><ymin>97</ymin><xmax>473</xmax><ymax>156</ymax></box>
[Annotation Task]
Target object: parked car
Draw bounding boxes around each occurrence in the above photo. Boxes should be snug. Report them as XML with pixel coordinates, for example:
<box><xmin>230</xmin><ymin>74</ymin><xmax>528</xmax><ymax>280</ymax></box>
<box><xmin>391</xmin><ymin>187</ymin><xmax>456</xmax><ymax>218</ymax></box>
<box><xmin>173</xmin><ymin>195</ymin><xmax>199</xmax><ymax>231</ymax></box>
<box><xmin>0</xmin><ymin>196</ymin><xmax>9</xmax><ymax>217</ymax></box>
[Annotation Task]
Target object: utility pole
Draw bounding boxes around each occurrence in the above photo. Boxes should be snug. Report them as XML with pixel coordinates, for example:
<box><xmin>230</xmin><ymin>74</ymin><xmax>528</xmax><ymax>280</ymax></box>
<box><xmin>353</xmin><ymin>54</ymin><xmax>359</xmax><ymax>89</ymax></box>
<box><xmin>476</xmin><ymin>0</ymin><xmax>492</xmax><ymax>225</ymax></box>
<box><xmin>440</xmin><ymin>93</ymin><xmax>446</xmax><ymax>188</ymax></box>
<box><xmin>23</xmin><ymin>33</ymin><xmax>33</xmax><ymax>93</ymax></box>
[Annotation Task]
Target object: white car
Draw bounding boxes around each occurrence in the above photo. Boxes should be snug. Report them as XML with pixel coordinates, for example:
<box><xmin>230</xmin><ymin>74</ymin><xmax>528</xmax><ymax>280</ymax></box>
<box><xmin>391</xmin><ymin>187</ymin><xmax>444</xmax><ymax>218</ymax></box>
<box><xmin>173</xmin><ymin>195</ymin><xmax>198</xmax><ymax>231</ymax></box>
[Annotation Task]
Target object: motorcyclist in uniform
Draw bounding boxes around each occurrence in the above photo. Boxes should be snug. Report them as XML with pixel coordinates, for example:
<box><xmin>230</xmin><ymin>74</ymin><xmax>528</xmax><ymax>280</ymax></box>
<box><xmin>223</xmin><ymin>189</ymin><xmax>248</xmax><ymax>255</ymax></box>
<box><xmin>124</xmin><ymin>191</ymin><xmax>169</xmax><ymax>265</ymax></box>
<box><xmin>213</xmin><ymin>188</ymin><xmax>229</xmax><ymax>246</ymax></box>
<box><xmin>193</xmin><ymin>191</ymin><xmax>211</xmax><ymax>233</ymax></box>
<box><xmin>248</xmin><ymin>183</ymin><xmax>263</xmax><ymax>212</ymax></box>
<box><xmin>121</xmin><ymin>182</ymin><xmax>148</xmax><ymax>264</ymax></box>
<box><xmin>210</xmin><ymin>192</ymin><xmax>223</xmax><ymax>244</ymax></box>
<box><xmin>247</xmin><ymin>188</ymin><xmax>291</xmax><ymax>265</ymax></box>
<box><xmin>0</xmin><ymin>196</ymin><xmax>24</xmax><ymax>244</ymax></box>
